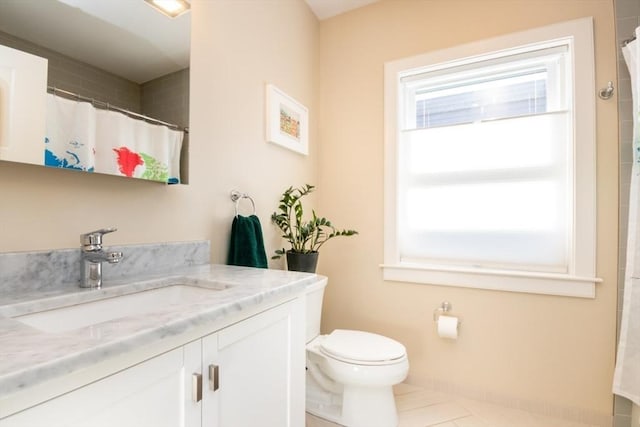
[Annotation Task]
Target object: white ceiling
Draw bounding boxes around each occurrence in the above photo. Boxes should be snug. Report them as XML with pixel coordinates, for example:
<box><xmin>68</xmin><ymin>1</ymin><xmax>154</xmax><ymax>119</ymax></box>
<box><xmin>305</xmin><ymin>0</ymin><xmax>380</xmax><ymax>20</ymax></box>
<box><xmin>0</xmin><ymin>0</ymin><xmax>376</xmax><ymax>85</ymax></box>
<box><xmin>0</xmin><ymin>0</ymin><xmax>190</xmax><ymax>84</ymax></box>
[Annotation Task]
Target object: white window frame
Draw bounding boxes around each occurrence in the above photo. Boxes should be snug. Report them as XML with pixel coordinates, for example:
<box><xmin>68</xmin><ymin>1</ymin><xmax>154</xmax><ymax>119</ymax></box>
<box><xmin>382</xmin><ymin>17</ymin><xmax>601</xmax><ymax>298</ymax></box>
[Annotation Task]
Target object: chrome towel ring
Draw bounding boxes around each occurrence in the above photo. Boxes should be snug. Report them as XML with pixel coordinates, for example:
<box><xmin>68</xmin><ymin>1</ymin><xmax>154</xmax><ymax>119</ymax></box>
<box><xmin>230</xmin><ymin>190</ymin><xmax>256</xmax><ymax>217</ymax></box>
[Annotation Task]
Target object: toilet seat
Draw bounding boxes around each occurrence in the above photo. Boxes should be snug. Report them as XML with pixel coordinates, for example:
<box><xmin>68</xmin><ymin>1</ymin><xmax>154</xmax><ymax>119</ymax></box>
<box><xmin>319</xmin><ymin>329</ymin><xmax>406</xmax><ymax>365</ymax></box>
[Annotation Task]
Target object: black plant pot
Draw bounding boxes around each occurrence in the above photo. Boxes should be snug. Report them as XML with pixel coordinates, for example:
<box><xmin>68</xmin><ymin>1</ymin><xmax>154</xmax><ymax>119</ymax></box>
<box><xmin>286</xmin><ymin>251</ymin><xmax>319</xmax><ymax>273</ymax></box>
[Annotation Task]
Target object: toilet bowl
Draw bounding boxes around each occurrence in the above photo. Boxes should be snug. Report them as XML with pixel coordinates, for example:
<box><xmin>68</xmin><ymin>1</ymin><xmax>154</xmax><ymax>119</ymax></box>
<box><xmin>305</xmin><ymin>278</ymin><xmax>409</xmax><ymax>427</ymax></box>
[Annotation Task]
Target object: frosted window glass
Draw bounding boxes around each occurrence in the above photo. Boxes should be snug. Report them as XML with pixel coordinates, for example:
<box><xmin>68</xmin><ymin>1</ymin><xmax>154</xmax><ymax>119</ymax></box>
<box><xmin>405</xmin><ymin>181</ymin><xmax>562</xmax><ymax>232</ymax></box>
<box><xmin>397</xmin><ymin>56</ymin><xmax>571</xmax><ymax>271</ymax></box>
<box><xmin>404</xmin><ymin>112</ymin><xmax>567</xmax><ymax>174</ymax></box>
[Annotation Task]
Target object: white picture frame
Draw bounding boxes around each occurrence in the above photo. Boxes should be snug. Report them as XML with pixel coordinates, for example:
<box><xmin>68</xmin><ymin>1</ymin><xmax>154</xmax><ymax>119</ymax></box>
<box><xmin>266</xmin><ymin>84</ymin><xmax>308</xmax><ymax>155</ymax></box>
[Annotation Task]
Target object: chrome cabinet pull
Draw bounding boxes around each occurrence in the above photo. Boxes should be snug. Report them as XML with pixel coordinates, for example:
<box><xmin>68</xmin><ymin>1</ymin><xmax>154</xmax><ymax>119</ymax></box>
<box><xmin>208</xmin><ymin>364</ymin><xmax>219</xmax><ymax>391</ymax></box>
<box><xmin>192</xmin><ymin>373</ymin><xmax>203</xmax><ymax>402</ymax></box>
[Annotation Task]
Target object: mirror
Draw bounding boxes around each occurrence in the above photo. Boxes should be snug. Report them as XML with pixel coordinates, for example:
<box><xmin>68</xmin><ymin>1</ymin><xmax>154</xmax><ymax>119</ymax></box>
<box><xmin>0</xmin><ymin>0</ymin><xmax>191</xmax><ymax>183</ymax></box>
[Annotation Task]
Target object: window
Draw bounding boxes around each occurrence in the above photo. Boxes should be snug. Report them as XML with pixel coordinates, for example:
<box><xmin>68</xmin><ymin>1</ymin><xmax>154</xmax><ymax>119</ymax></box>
<box><xmin>383</xmin><ymin>18</ymin><xmax>600</xmax><ymax>297</ymax></box>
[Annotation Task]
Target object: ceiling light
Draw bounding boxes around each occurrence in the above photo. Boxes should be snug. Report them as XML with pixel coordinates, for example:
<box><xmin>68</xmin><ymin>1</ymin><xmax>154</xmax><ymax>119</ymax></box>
<box><xmin>144</xmin><ymin>0</ymin><xmax>190</xmax><ymax>18</ymax></box>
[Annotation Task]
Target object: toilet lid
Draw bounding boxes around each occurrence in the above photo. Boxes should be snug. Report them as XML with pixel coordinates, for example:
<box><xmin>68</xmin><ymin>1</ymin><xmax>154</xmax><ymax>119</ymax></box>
<box><xmin>320</xmin><ymin>329</ymin><xmax>406</xmax><ymax>363</ymax></box>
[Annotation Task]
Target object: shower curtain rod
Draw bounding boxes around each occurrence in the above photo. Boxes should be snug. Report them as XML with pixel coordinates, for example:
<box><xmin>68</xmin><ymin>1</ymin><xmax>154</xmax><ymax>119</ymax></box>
<box><xmin>47</xmin><ymin>86</ymin><xmax>188</xmax><ymax>133</ymax></box>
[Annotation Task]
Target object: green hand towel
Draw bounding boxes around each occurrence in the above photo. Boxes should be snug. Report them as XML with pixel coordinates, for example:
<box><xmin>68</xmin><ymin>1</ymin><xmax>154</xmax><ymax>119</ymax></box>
<box><xmin>227</xmin><ymin>214</ymin><xmax>268</xmax><ymax>268</ymax></box>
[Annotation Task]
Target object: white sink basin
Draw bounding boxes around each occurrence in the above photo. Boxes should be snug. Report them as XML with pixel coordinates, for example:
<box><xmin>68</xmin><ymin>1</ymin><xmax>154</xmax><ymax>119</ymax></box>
<box><xmin>15</xmin><ymin>284</ymin><xmax>226</xmax><ymax>333</ymax></box>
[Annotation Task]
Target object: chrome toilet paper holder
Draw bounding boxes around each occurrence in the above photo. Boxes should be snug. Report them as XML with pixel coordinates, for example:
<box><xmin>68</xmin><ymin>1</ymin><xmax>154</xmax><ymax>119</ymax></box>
<box><xmin>433</xmin><ymin>301</ymin><xmax>460</xmax><ymax>324</ymax></box>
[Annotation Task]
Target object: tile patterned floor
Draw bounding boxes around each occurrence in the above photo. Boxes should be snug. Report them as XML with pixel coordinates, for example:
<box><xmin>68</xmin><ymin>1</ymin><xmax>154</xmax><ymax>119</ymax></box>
<box><xmin>306</xmin><ymin>383</ymin><xmax>603</xmax><ymax>427</ymax></box>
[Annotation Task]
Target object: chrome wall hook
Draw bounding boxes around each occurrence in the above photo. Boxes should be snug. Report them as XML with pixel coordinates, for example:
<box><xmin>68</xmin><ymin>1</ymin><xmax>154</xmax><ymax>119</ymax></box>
<box><xmin>598</xmin><ymin>81</ymin><xmax>614</xmax><ymax>100</ymax></box>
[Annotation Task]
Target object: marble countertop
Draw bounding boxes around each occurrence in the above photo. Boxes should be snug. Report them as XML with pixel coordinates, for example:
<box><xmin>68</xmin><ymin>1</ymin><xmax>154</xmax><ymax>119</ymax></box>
<box><xmin>0</xmin><ymin>264</ymin><xmax>319</xmax><ymax>401</ymax></box>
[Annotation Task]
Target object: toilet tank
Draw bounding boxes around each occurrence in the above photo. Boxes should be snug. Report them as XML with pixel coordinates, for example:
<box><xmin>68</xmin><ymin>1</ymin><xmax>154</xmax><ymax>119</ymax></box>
<box><xmin>305</xmin><ymin>276</ymin><xmax>328</xmax><ymax>343</ymax></box>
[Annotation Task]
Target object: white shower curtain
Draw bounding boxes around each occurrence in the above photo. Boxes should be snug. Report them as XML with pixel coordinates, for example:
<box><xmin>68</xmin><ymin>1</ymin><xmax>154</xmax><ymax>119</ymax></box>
<box><xmin>613</xmin><ymin>27</ymin><xmax>640</xmax><ymax>406</ymax></box>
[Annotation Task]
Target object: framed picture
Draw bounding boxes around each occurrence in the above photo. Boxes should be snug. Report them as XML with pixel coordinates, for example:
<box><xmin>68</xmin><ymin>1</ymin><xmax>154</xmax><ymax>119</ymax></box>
<box><xmin>266</xmin><ymin>84</ymin><xmax>309</xmax><ymax>155</ymax></box>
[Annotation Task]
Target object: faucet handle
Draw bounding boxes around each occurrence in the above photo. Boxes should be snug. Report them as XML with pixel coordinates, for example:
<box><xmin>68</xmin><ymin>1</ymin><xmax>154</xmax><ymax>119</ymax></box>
<box><xmin>81</xmin><ymin>227</ymin><xmax>118</xmax><ymax>249</ymax></box>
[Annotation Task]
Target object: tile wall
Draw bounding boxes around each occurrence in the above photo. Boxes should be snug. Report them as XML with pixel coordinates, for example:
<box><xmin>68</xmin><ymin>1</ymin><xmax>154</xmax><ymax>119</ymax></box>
<box><xmin>0</xmin><ymin>30</ymin><xmax>141</xmax><ymax>112</ymax></box>
<box><xmin>142</xmin><ymin>68</ymin><xmax>190</xmax><ymax>129</ymax></box>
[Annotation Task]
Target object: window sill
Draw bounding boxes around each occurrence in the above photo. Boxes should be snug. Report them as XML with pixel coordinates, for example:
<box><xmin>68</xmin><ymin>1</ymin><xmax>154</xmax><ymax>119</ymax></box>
<box><xmin>381</xmin><ymin>263</ymin><xmax>601</xmax><ymax>298</ymax></box>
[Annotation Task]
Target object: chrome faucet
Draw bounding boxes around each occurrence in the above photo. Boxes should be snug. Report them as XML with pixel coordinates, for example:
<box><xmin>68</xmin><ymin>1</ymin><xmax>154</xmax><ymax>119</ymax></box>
<box><xmin>80</xmin><ymin>228</ymin><xmax>124</xmax><ymax>289</ymax></box>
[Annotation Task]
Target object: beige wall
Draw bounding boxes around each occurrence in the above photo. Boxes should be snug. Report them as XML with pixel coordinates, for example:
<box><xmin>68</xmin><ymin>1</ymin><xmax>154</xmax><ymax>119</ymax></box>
<box><xmin>0</xmin><ymin>0</ymin><xmax>319</xmax><ymax>267</ymax></box>
<box><xmin>317</xmin><ymin>0</ymin><xmax>618</xmax><ymax>421</ymax></box>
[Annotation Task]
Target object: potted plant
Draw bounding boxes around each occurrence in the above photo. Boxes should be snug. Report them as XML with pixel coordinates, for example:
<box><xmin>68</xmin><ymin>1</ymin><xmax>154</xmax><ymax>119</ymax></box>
<box><xmin>271</xmin><ymin>184</ymin><xmax>358</xmax><ymax>273</ymax></box>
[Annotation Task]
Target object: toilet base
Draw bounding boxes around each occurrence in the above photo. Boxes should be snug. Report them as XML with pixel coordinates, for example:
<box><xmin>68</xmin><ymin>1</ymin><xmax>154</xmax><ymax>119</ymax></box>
<box><xmin>306</xmin><ymin>371</ymin><xmax>399</xmax><ymax>427</ymax></box>
<box><xmin>306</xmin><ymin>367</ymin><xmax>342</xmax><ymax>422</ymax></box>
<box><xmin>342</xmin><ymin>384</ymin><xmax>398</xmax><ymax>427</ymax></box>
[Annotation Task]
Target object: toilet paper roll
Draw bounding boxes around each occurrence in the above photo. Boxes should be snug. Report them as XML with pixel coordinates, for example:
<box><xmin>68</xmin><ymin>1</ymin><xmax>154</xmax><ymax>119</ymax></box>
<box><xmin>437</xmin><ymin>315</ymin><xmax>459</xmax><ymax>339</ymax></box>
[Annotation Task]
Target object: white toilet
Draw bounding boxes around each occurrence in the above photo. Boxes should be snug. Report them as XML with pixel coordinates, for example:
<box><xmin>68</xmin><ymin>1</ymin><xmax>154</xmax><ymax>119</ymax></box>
<box><xmin>305</xmin><ymin>277</ymin><xmax>409</xmax><ymax>427</ymax></box>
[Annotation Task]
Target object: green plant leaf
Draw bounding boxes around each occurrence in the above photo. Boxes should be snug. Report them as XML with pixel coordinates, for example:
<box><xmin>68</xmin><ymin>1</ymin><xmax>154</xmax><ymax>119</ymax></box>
<box><xmin>271</xmin><ymin>184</ymin><xmax>357</xmax><ymax>258</ymax></box>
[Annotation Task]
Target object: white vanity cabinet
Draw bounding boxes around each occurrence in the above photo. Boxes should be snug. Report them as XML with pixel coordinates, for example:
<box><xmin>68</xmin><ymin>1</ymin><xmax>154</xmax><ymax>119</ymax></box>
<box><xmin>2</xmin><ymin>298</ymin><xmax>305</xmax><ymax>427</ymax></box>
<box><xmin>2</xmin><ymin>344</ymin><xmax>198</xmax><ymax>427</ymax></box>
<box><xmin>201</xmin><ymin>298</ymin><xmax>305</xmax><ymax>427</ymax></box>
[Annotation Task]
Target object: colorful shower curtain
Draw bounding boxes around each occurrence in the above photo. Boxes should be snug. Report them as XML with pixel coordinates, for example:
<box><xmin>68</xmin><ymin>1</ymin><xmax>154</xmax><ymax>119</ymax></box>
<box><xmin>94</xmin><ymin>108</ymin><xmax>183</xmax><ymax>183</ymax></box>
<box><xmin>613</xmin><ymin>27</ymin><xmax>640</xmax><ymax>406</ymax></box>
<box><xmin>45</xmin><ymin>94</ymin><xmax>96</xmax><ymax>172</ymax></box>
<box><xmin>44</xmin><ymin>93</ymin><xmax>183</xmax><ymax>184</ymax></box>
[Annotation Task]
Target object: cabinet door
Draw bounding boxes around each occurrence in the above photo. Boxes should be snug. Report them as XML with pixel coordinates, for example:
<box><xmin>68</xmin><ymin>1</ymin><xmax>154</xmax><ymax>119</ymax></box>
<box><xmin>201</xmin><ymin>299</ymin><xmax>305</xmax><ymax>427</ymax></box>
<box><xmin>3</xmin><ymin>343</ymin><xmax>201</xmax><ymax>427</ymax></box>
<box><xmin>0</xmin><ymin>44</ymin><xmax>47</xmax><ymax>165</ymax></box>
